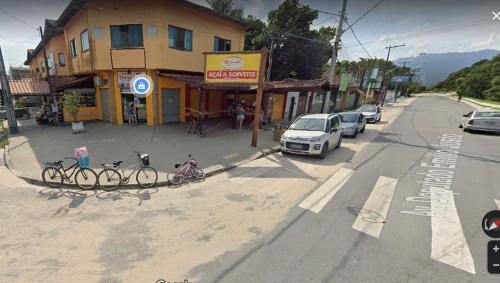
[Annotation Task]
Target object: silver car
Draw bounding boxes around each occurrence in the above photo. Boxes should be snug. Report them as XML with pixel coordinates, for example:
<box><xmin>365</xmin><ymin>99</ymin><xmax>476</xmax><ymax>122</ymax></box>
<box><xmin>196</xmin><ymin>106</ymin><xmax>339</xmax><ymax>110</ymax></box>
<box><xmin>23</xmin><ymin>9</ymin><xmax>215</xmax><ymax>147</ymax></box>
<box><xmin>460</xmin><ymin>110</ymin><xmax>500</xmax><ymax>133</ymax></box>
<box><xmin>339</xmin><ymin>111</ymin><xmax>366</xmax><ymax>138</ymax></box>
<box><xmin>357</xmin><ymin>104</ymin><xmax>382</xmax><ymax>123</ymax></box>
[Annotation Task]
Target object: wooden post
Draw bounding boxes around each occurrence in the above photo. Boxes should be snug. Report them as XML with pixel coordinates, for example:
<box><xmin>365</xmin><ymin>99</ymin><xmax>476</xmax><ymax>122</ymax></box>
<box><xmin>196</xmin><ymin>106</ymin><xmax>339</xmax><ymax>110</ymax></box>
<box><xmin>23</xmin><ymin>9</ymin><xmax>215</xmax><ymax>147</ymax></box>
<box><xmin>251</xmin><ymin>49</ymin><xmax>269</xmax><ymax>147</ymax></box>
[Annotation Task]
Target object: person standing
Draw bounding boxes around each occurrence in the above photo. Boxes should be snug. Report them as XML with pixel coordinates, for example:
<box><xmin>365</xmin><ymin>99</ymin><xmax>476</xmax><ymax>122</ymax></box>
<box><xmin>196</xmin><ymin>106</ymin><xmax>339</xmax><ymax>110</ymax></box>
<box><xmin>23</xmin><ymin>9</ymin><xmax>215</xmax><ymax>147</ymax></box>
<box><xmin>236</xmin><ymin>100</ymin><xmax>246</xmax><ymax>130</ymax></box>
<box><xmin>126</xmin><ymin>103</ymin><xmax>136</xmax><ymax>126</ymax></box>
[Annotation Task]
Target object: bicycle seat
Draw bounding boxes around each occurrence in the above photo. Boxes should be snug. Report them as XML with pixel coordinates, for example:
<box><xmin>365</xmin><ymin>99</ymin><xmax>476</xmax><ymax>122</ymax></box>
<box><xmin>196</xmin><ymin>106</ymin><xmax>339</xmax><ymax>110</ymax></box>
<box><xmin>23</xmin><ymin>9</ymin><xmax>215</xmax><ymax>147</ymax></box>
<box><xmin>45</xmin><ymin>160</ymin><xmax>63</xmax><ymax>166</ymax></box>
<box><xmin>113</xmin><ymin>161</ymin><xmax>123</xmax><ymax>166</ymax></box>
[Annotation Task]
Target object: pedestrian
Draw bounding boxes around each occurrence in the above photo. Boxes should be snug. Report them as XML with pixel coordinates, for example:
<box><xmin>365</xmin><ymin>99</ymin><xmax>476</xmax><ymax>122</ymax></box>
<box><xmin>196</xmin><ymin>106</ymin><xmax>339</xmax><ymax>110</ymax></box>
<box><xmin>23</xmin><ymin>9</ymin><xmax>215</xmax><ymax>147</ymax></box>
<box><xmin>249</xmin><ymin>106</ymin><xmax>265</xmax><ymax>129</ymax></box>
<box><xmin>457</xmin><ymin>93</ymin><xmax>463</xmax><ymax>102</ymax></box>
<box><xmin>126</xmin><ymin>103</ymin><xmax>136</xmax><ymax>126</ymax></box>
<box><xmin>236</xmin><ymin>100</ymin><xmax>246</xmax><ymax>130</ymax></box>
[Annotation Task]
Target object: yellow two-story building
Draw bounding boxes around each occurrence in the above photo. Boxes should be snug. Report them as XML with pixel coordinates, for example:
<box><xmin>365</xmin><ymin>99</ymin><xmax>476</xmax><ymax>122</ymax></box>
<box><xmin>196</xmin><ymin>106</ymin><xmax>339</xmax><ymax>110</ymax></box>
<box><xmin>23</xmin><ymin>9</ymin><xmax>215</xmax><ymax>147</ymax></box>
<box><xmin>25</xmin><ymin>0</ymin><xmax>252</xmax><ymax>125</ymax></box>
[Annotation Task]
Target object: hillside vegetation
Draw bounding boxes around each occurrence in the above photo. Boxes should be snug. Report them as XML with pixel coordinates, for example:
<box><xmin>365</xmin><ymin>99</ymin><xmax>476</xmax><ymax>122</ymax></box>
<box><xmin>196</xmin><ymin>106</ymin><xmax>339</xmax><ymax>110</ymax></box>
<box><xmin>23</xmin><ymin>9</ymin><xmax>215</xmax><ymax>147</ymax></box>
<box><xmin>434</xmin><ymin>55</ymin><xmax>500</xmax><ymax>101</ymax></box>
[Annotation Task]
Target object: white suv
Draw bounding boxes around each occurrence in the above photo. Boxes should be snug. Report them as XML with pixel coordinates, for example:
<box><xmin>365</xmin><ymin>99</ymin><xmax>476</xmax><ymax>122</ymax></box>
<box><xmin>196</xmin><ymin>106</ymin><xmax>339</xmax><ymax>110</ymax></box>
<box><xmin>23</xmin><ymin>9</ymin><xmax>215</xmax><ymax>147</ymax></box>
<box><xmin>280</xmin><ymin>114</ymin><xmax>343</xmax><ymax>159</ymax></box>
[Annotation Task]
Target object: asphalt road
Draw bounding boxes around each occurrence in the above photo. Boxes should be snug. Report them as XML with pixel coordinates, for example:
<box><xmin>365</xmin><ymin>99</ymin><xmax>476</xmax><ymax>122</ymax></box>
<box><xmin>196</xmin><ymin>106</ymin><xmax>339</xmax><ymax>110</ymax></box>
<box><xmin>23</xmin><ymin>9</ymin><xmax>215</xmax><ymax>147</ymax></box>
<box><xmin>192</xmin><ymin>95</ymin><xmax>500</xmax><ymax>283</ymax></box>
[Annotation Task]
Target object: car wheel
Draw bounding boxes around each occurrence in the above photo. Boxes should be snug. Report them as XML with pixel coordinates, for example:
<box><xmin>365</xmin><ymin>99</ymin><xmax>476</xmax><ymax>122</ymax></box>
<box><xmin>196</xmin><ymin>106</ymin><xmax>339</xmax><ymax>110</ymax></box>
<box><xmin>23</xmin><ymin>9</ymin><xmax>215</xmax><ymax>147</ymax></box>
<box><xmin>352</xmin><ymin>129</ymin><xmax>358</xmax><ymax>138</ymax></box>
<box><xmin>319</xmin><ymin>142</ymin><xmax>328</xmax><ymax>159</ymax></box>
<box><xmin>463</xmin><ymin>128</ymin><xmax>469</xmax><ymax>133</ymax></box>
<box><xmin>360</xmin><ymin>125</ymin><xmax>365</xmax><ymax>133</ymax></box>
<box><xmin>335</xmin><ymin>136</ymin><xmax>342</xmax><ymax>148</ymax></box>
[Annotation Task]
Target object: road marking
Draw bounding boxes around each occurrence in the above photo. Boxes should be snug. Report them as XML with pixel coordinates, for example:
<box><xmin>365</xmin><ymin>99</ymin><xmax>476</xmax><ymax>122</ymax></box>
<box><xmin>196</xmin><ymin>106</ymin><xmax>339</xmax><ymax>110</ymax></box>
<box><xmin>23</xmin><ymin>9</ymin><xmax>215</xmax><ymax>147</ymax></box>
<box><xmin>223</xmin><ymin>153</ymin><xmax>239</xmax><ymax>160</ymax></box>
<box><xmin>352</xmin><ymin>176</ymin><xmax>398</xmax><ymax>238</ymax></box>
<box><xmin>299</xmin><ymin>168</ymin><xmax>354</xmax><ymax>214</ymax></box>
<box><xmin>495</xmin><ymin>199</ymin><xmax>500</xmax><ymax>209</ymax></box>
<box><xmin>431</xmin><ymin>189</ymin><xmax>476</xmax><ymax>274</ymax></box>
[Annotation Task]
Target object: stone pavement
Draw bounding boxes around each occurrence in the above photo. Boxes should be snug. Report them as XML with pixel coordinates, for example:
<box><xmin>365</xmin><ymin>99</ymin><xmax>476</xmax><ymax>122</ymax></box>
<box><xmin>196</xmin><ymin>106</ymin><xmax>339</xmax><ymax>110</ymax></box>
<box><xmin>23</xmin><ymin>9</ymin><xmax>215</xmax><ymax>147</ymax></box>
<box><xmin>5</xmin><ymin>119</ymin><xmax>279</xmax><ymax>185</ymax></box>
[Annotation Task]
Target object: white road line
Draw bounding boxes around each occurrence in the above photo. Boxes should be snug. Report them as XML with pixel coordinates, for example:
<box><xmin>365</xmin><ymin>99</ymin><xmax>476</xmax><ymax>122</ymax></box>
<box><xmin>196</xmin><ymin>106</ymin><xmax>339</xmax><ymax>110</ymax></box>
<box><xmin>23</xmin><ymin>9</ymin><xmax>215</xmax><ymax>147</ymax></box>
<box><xmin>352</xmin><ymin>176</ymin><xmax>398</xmax><ymax>238</ymax></box>
<box><xmin>299</xmin><ymin>168</ymin><xmax>354</xmax><ymax>214</ymax></box>
<box><xmin>495</xmin><ymin>199</ymin><xmax>500</xmax><ymax>209</ymax></box>
<box><xmin>431</xmin><ymin>189</ymin><xmax>476</xmax><ymax>274</ymax></box>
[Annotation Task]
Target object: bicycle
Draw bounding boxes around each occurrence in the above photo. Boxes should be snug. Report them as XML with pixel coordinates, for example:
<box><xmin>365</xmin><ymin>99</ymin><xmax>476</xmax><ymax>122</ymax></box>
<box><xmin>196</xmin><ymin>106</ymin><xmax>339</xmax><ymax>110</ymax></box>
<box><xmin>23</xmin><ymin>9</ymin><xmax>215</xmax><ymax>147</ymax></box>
<box><xmin>41</xmin><ymin>157</ymin><xmax>97</xmax><ymax>189</ymax></box>
<box><xmin>97</xmin><ymin>151</ymin><xmax>158</xmax><ymax>190</ymax></box>
<box><xmin>167</xmin><ymin>154</ymin><xmax>205</xmax><ymax>185</ymax></box>
<box><xmin>187</xmin><ymin>116</ymin><xmax>207</xmax><ymax>137</ymax></box>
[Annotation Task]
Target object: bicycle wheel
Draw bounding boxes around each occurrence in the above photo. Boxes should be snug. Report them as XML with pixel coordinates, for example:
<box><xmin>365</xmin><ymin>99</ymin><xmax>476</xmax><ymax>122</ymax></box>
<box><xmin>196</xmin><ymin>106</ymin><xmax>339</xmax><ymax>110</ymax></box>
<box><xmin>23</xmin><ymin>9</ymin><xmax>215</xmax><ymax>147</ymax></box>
<box><xmin>197</xmin><ymin>124</ymin><xmax>207</xmax><ymax>137</ymax></box>
<box><xmin>74</xmin><ymin>168</ymin><xmax>98</xmax><ymax>190</ymax></box>
<box><xmin>192</xmin><ymin>167</ymin><xmax>205</xmax><ymax>179</ymax></box>
<box><xmin>167</xmin><ymin>170</ymin><xmax>183</xmax><ymax>185</ymax></box>
<box><xmin>136</xmin><ymin>166</ymin><xmax>158</xmax><ymax>188</ymax></box>
<box><xmin>97</xmin><ymin>168</ymin><xmax>122</xmax><ymax>191</ymax></box>
<box><xmin>187</xmin><ymin>122</ymin><xmax>194</xmax><ymax>133</ymax></box>
<box><xmin>42</xmin><ymin>166</ymin><xmax>64</xmax><ymax>188</ymax></box>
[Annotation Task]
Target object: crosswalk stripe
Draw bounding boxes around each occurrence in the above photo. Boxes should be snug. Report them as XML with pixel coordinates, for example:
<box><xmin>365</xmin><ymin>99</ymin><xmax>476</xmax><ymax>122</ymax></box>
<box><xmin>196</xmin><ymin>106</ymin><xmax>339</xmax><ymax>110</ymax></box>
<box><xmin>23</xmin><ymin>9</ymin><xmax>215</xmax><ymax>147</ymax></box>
<box><xmin>431</xmin><ymin>189</ymin><xmax>476</xmax><ymax>274</ymax></box>
<box><xmin>299</xmin><ymin>168</ymin><xmax>354</xmax><ymax>214</ymax></box>
<box><xmin>352</xmin><ymin>176</ymin><xmax>398</xmax><ymax>238</ymax></box>
<box><xmin>495</xmin><ymin>199</ymin><xmax>500</xmax><ymax>209</ymax></box>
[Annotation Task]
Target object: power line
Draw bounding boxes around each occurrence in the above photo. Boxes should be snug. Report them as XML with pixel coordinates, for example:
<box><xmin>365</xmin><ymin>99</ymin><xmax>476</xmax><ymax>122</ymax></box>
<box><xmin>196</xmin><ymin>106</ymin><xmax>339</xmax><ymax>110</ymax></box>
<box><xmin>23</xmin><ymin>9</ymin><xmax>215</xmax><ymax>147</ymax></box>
<box><xmin>310</xmin><ymin>16</ymin><xmax>337</xmax><ymax>28</ymax></box>
<box><xmin>0</xmin><ymin>7</ymin><xmax>37</xmax><ymax>30</ymax></box>
<box><xmin>344</xmin><ymin>17</ymin><xmax>371</xmax><ymax>58</ymax></box>
<box><xmin>342</xmin><ymin>0</ymin><xmax>385</xmax><ymax>34</ymax></box>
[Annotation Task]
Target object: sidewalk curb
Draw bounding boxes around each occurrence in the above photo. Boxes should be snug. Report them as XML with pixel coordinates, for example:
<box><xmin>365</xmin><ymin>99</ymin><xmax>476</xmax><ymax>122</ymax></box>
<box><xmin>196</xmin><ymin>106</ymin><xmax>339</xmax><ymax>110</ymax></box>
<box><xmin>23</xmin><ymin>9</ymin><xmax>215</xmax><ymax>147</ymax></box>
<box><xmin>3</xmin><ymin>143</ymin><xmax>281</xmax><ymax>189</ymax></box>
<box><xmin>438</xmin><ymin>93</ymin><xmax>500</xmax><ymax>110</ymax></box>
<box><xmin>462</xmin><ymin>98</ymin><xmax>500</xmax><ymax>110</ymax></box>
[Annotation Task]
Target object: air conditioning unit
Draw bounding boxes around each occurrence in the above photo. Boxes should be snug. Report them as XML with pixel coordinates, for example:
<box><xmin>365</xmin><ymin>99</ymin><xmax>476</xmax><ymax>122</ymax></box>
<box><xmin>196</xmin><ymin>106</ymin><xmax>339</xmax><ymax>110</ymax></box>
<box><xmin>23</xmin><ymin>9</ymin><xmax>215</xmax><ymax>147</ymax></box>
<box><xmin>94</xmin><ymin>76</ymin><xmax>104</xmax><ymax>86</ymax></box>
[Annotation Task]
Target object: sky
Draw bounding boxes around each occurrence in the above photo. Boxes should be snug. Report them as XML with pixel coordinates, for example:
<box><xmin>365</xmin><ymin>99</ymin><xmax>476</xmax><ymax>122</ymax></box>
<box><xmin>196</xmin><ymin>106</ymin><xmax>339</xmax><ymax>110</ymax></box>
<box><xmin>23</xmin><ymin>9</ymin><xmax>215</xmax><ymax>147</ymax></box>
<box><xmin>0</xmin><ymin>0</ymin><xmax>499</xmax><ymax>70</ymax></box>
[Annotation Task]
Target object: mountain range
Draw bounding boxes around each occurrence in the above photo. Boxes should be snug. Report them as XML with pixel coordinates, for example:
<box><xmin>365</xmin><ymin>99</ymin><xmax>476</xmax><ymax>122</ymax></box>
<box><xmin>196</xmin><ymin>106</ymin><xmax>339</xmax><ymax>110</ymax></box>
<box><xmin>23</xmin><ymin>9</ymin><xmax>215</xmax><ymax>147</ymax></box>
<box><xmin>393</xmin><ymin>49</ymin><xmax>500</xmax><ymax>88</ymax></box>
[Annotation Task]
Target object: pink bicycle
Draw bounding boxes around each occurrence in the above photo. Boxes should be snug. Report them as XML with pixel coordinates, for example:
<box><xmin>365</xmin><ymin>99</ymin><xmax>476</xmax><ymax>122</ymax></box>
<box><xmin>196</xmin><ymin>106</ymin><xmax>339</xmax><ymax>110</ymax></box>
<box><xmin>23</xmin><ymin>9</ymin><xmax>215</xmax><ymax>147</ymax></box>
<box><xmin>167</xmin><ymin>154</ymin><xmax>205</xmax><ymax>185</ymax></box>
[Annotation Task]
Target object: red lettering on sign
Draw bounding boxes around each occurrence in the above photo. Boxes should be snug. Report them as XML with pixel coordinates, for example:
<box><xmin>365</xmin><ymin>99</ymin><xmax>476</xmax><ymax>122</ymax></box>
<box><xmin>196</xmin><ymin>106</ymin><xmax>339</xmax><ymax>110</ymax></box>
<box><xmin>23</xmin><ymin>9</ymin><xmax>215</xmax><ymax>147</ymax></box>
<box><xmin>206</xmin><ymin>70</ymin><xmax>257</xmax><ymax>80</ymax></box>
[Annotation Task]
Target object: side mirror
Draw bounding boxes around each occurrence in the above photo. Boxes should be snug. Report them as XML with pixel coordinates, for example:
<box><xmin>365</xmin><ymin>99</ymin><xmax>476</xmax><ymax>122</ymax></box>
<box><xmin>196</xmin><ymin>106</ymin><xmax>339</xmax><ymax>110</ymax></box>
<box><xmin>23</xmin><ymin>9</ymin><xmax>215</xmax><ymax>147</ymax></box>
<box><xmin>331</xmin><ymin>128</ymin><xmax>338</xmax><ymax>133</ymax></box>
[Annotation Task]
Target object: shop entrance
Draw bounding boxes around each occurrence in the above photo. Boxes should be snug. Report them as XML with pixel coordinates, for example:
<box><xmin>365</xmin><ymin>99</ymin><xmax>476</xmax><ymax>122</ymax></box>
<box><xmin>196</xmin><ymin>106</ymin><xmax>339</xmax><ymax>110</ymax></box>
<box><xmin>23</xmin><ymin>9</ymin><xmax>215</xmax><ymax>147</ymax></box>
<box><xmin>121</xmin><ymin>92</ymin><xmax>147</xmax><ymax>124</ymax></box>
<box><xmin>162</xmin><ymin>88</ymin><xmax>180</xmax><ymax>123</ymax></box>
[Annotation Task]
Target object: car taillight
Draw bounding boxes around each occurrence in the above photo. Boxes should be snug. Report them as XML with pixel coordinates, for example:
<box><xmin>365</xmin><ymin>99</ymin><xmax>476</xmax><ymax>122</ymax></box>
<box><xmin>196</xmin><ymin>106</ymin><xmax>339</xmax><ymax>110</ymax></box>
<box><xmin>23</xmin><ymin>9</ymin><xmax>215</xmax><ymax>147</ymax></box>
<box><xmin>468</xmin><ymin>119</ymin><xmax>474</xmax><ymax>125</ymax></box>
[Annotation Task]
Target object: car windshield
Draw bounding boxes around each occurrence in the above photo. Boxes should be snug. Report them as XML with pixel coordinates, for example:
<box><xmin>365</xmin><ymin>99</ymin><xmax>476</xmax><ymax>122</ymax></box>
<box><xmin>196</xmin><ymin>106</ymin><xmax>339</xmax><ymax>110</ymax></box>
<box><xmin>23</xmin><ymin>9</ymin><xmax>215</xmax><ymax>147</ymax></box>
<box><xmin>475</xmin><ymin>112</ymin><xmax>500</xmax><ymax>118</ymax></box>
<box><xmin>358</xmin><ymin>105</ymin><xmax>377</xmax><ymax>112</ymax></box>
<box><xmin>289</xmin><ymin>118</ymin><xmax>325</xmax><ymax>131</ymax></box>
<box><xmin>340</xmin><ymin>114</ymin><xmax>358</xmax><ymax>122</ymax></box>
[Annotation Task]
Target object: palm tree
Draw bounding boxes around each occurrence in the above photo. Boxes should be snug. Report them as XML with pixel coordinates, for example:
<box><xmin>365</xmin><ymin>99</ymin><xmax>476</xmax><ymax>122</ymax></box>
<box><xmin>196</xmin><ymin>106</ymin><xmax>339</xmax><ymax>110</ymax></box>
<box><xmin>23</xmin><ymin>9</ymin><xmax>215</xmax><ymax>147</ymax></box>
<box><xmin>205</xmin><ymin>0</ymin><xmax>243</xmax><ymax>19</ymax></box>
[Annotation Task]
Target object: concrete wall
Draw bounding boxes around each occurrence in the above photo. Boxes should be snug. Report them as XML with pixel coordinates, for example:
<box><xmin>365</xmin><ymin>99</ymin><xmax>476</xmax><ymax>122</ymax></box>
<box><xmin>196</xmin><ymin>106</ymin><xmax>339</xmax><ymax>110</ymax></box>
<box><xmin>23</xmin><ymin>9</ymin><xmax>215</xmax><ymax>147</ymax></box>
<box><xmin>84</xmin><ymin>0</ymin><xmax>245</xmax><ymax>73</ymax></box>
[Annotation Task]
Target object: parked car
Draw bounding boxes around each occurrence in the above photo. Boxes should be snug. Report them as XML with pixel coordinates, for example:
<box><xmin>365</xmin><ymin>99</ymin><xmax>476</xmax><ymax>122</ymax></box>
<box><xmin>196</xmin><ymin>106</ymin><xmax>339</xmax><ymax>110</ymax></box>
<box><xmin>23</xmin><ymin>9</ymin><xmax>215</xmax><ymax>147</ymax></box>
<box><xmin>357</xmin><ymin>104</ymin><xmax>381</xmax><ymax>123</ymax></box>
<box><xmin>339</xmin><ymin>111</ymin><xmax>366</xmax><ymax>138</ymax></box>
<box><xmin>280</xmin><ymin>113</ymin><xmax>342</xmax><ymax>159</ymax></box>
<box><xmin>459</xmin><ymin>110</ymin><xmax>500</xmax><ymax>133</ymax></box>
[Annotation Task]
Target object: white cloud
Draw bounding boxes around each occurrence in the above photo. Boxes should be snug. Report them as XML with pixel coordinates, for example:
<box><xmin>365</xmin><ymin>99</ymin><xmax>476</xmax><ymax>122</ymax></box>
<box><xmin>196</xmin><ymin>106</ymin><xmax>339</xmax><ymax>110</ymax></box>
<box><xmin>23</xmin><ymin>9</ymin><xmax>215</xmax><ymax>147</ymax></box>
<box><xmin>470</xmin><ymin>32</ymin><xmax>499</xmax><ymax>50</ymax></box>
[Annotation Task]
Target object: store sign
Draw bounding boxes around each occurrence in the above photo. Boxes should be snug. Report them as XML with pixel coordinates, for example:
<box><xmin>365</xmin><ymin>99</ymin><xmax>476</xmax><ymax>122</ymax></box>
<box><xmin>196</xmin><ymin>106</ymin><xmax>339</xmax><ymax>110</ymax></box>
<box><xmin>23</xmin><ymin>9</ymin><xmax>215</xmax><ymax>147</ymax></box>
<box><xmin>204</xmin><ymin>53</ymin><xmax>262</xmax><ymax>84</ymax></box>
<box><xmin>118</xmin><ymin>72</ymin><xmax>144</xmax><ymax>91</ymax></box>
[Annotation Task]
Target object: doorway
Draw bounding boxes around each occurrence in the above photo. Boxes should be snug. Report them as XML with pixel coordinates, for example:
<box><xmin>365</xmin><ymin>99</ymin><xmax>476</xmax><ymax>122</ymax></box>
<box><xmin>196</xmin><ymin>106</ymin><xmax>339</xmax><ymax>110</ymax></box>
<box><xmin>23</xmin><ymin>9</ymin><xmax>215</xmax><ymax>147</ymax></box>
<box><xmin>122</xmin><ymin>92</ymin><xmax>147</xmax><ymax>124</ymax></box>
<box><xmin>288</xmin><ymin>96</ymin><xmax>295</xmax><ymax>121</ymax></box>
<box><xmin>162</xmin><ymin>88</ymin><xmax>180</xmax><ymax>123</ymax></box>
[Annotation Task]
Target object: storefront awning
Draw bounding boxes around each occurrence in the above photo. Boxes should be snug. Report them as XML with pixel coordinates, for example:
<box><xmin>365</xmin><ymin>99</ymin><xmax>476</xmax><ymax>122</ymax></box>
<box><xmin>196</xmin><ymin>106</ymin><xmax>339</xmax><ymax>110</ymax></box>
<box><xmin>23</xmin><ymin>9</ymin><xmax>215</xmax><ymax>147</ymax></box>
<box><xmin>159</xmin><ymin>73</ymin><xmax>341</xmax><ymax>92</ymax></box>
<box><xmin>49</xmin><ymin>75</ymin><xmax>94</xmax><ymax>92</ymax></box>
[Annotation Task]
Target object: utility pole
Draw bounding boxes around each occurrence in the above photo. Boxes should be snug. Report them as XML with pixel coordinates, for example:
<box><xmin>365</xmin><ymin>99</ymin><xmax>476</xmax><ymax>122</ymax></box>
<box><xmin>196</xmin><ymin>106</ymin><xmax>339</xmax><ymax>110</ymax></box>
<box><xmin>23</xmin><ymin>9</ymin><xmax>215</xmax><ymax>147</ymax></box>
<box><xmin>394</xmin><ymin>60</ymin><xmax>410</xmax><ymax>102</ymax></box>
<box><xmin>266</xmin><ymin>36</ymin><xmax>275</xmax><ymax>82</ymax></box>
<box><xmin>0</xmin><ymin>45</ymin><xmax>19</xmax><ymax>134</ymax></box>
<box><xmin>39</xmin><ymin>26</ymin><xmax>54</xmax><ymax>102</ymax></box>
<box><xmin>380</xmin><ymin>43</ymin><xmax>404</xmax><ymax>107</ymax></box>
<box><xmin>324</xmin><ymin>0</ymin><xmax>347</xmax><ymax>113</ymax></box>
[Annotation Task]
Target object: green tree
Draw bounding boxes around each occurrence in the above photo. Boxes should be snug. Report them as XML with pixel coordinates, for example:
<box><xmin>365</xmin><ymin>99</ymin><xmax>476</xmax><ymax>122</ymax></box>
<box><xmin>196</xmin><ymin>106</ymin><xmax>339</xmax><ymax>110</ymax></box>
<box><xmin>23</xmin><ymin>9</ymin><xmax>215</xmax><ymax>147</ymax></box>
<box><xmin>264</xmin><ymin>0</ymin><xmax>336</xmax><ymax>80</ymax></box>
<box><xmin>63</xmin><ymin>92</ymin><xmax>82</xmax><ymax>122</ymax></box>
<box><xmin>244</xmin><ymin>15</ymin><xmax>266</xmax><ymax>50</ymax></box>
<box><xmin>205</xmin><ymin>0</ymin><xmax>243</xmax><ymax>19</ymax></box>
